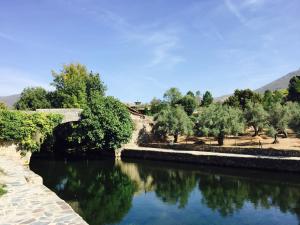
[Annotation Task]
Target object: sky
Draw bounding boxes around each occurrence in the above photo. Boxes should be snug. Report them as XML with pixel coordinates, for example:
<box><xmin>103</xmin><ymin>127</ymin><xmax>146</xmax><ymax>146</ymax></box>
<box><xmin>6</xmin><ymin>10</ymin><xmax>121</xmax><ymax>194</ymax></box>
<box><xmin>0</xmin><ymin>0</ymin><xmax>300</xmax><ymax>102</ymax></box>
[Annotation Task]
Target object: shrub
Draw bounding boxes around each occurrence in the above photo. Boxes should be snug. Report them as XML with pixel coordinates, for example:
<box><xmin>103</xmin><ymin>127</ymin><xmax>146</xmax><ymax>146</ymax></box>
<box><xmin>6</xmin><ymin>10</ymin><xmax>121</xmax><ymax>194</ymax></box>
<box><xmin>71</xmin><ymin>96</ymin><xmax>134</xmax><ymax>151</ymax></box>
<box><xmin>0</xmin><ymin>110</ymin><xmax>62</xmax><ymax>152</ymax></box>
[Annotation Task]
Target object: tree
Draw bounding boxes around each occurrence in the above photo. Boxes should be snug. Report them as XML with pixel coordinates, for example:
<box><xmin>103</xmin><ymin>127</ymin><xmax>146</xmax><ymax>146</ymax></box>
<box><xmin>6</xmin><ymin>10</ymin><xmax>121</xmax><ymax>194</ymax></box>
<box><xmin>286</xmin><ymin>102</ymin><xmax>300</xmax><ymax>134</ymax></box>
<box><xmin>224</xmin><ymin>89</ymin><xmax>262</xmax><ymax>110</ymax></box>
<box><xmin>244</xmin><ymin>102</ymin><xmax>268</xmax><ymax>136</ymax></box>
<box><xmin>51</xmin><ymin>63</ymin><xmax>106</xmax><ymax>108</ymax></box>
<box><xmin>14</xmin><ymin>87</ymin><xmax>51</xmax><ymax>110</ymax></box>
<box><xmin>263</xmin><ymin>90</ymin><xmax>287</xmax><ymax>110</ymax></box>
<box><xmin>153</xmin><ymin>106</ymin><xmax>193</xmax><ymax>143</ymax></box>
<box><xmin>0</xmin><ymin>102</ymin><xmax>7</xmax><ymax>110</ymax></box>
<box><xmin>202</xmin><ymin>91</ymin><xmax>213</xmax><ymax>107</ymax></box>
<box><xmin>287</xmin><ymin>76</ymin><xmax>300</xmax><ymax>102</ymax></box>
<box><xmin>163</xmin><ymin>88</ymin><xmax>182</xmax><ymax>105</ymax></box>
<box><xmin>177</xmin><ymin>95</ymin><xmax>198</xmax><ymax>116</ymax></box>
<box><xmin>195</xmin><ymin>104</ymin><xmax>245</xmax><ymax>145</ymax></box>
<box><xmin>71</xmin><ymin>96</ymin><xmax>134</xmax><ymax>151</ymax></box>
<box><xmin>267</xmin><ymin>103</ymin><xmax>291</xmax><ymax>144</ymax></box>
<box><xmin>149</xmin><ymin>98</ymin><xmax>168</xmax><ymax>115</ymax></box>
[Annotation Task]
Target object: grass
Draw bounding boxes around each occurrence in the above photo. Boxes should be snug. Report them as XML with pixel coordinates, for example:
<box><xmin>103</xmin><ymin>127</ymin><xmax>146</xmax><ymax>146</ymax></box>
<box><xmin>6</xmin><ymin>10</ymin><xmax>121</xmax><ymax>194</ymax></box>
<box><xmin>0</xmin><ymin>184</ymin><xmax>6</xmax><ymax>196</ymax></box>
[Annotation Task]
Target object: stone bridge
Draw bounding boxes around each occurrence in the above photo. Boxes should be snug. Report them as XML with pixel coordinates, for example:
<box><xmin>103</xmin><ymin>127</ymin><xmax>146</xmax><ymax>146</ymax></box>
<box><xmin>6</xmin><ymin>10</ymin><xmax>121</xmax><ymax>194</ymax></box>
<box><xmin>36</xmin><ymin>109</ymin><xmax>83</xmax><ymax>123</ymax></box>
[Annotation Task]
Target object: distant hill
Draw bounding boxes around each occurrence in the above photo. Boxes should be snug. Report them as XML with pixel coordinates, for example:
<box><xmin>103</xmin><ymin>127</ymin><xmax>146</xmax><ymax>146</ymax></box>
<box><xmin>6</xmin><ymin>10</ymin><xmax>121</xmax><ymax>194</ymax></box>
<box><xmin>255</xmin><ymin>69</ymin><xmax>300</xmax><ymax>94</ymax></box>
<box><xmin>0</xmin><ymin>94</ymin><xmax>20</xmax><ymax>108</ymax></box>
<box><xmin>215</xmin><ymin>68</ymin><xmax>300</xmax><ymax>102</ymax></box>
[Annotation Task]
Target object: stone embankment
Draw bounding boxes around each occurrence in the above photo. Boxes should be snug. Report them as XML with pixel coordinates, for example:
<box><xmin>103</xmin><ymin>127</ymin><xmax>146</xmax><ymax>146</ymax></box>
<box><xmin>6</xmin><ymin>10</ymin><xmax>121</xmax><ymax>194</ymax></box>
<box><xmin>0</xmin><ymin>146</ymin><xmax>87</xmax><ymax>225</ymax></box>
<box><xmin>122</xmin><ymin>147</ymin><xmax>300</xmax><ymax>172</ymax></box>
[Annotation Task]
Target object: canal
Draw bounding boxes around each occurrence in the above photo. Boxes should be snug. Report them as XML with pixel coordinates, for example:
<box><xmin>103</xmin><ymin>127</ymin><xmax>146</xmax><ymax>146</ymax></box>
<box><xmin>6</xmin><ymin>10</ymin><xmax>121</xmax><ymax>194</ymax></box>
<box><xmin>30</xmin><ymin>158</ymin><xmax>300</xmax><ymax>225</ymax></box>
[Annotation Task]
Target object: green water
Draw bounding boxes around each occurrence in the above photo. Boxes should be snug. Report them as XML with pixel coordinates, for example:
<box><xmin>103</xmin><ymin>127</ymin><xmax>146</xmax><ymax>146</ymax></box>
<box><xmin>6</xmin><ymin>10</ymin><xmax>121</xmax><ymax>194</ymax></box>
<box><xmin>30</xmin><ymin>158</ymin><xmax>300</xmax><ymax>225</ymax></box>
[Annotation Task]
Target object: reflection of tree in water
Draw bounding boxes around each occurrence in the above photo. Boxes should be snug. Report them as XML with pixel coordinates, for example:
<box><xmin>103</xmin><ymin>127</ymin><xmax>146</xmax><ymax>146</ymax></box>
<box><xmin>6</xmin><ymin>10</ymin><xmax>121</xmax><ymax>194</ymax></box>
<box><xmin>199</xmin><ymin>172</ymin><xmax>300</xmax><ymax>222</ymax></box>
<box><xmin>136</xmin><ymin>163</ymin><xmax>197</xmax><ymax>208</ymax></box>
<box><xmin>31</xmin><ymin>160</ymin><xmax>137</xmax><ymax>225</ymax></box>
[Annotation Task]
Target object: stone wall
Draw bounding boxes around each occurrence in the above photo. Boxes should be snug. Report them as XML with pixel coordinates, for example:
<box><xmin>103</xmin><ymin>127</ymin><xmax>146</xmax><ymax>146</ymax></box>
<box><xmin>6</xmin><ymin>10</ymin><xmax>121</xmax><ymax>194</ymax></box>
<box><xmin>0</xmin><ymin>142</ymin><xmax>31</xmax><ymax>165</ymax></box>
<box><xmin>36</xmin><ymin>108</ymin><xmax>83</xmax><ymax>123</ymax></box>
<box><xmin>122</xmin><ymin>148</ymin><xmax>300</xmax><ymax>172</ymax></box>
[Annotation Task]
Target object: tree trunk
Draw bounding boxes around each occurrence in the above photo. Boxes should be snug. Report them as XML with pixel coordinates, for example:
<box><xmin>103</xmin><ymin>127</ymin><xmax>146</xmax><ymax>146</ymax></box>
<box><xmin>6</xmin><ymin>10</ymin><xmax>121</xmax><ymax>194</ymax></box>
<box><xmin>282</xmin><ymin>130</ymin><xmax>288</xmax><ymax>138</ymax></box>
<box><xmin>252</xmin><ymin>125</ymin><xmax>258</xmax><ymax>137</ymax></box>
<box><xmin>217</xmin><ymin>133</ymin><xmax>225</xmax><ymax>146</ymax></box>
<box><xmin>273</xmin><ymin>133</ymin><xmax>279</xmax><ymax>144</ymax></box>
<box><xmin>174</xmin><ymin>134</ymin><xmax>178</xmax><ymax>143</ymax></box>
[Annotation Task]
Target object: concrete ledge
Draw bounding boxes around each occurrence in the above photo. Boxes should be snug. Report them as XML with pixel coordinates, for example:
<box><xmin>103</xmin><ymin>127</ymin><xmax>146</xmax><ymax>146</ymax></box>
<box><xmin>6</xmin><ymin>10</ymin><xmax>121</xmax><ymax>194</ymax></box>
<box><xmin>122</xmin><ymin>147</ymin><xmax>300</xmax><ymax>172</ymax></box>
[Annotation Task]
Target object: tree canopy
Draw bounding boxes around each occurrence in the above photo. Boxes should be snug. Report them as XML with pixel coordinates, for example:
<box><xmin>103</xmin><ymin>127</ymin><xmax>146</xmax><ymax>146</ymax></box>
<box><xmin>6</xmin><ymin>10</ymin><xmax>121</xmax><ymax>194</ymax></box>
<box><xmin>163</xmin><ymin>88</ymin><xmax>182</xmax><ymax>105</ymax></box>
<box><xmin>287</xmin><ymin>76</ymin><xmax>300</xmax><ymax>102</ymax></box>
<box><xmin>202</xmin><ymin>91</ymin><xmax>213</xmax><ymax>107</ymax></box>
<box><xmin>195</xmin><ymin>104</ymin><xmax>245</xmax><ymax>145</ymax></box>
<box><xmin>51</xmin><ymin>63</ymin><xmax>106</xmax><ymax>108</ymax></box>
<box><xmin>224</xmin><ymin>89</ymin><xmax>262</xmax><ymax>110</ymax></box>
<box><xmin>153</xmin><ymin>106</ymin><xmax>193</xmax><ymax>143</ymax></box>
<box><xmin>244</xmin><ymin>102</ymin><xmax>268</xmax><ymax>136</ymax></box>
<box><xmin>14</xmin><ymin>87</ymin><xmax>51</xmax><ymax>110</ymax></box>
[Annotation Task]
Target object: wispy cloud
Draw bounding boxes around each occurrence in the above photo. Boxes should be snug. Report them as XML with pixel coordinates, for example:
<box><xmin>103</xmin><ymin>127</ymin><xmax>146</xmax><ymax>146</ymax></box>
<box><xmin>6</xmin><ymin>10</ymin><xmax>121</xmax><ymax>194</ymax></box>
<box><xmin>82</xmin><ymin>7</ymin><xmax>184</xmax><ymax>68</ymax></box>
<box><xmin>0</xmin><ymin>32</ymin><xmax>18</xmax><ymax>42</ymax></box>
<box><xmin>224</xmin><ymin>0</ymin><xmax>246</xmax><ymax>24</ymax></box>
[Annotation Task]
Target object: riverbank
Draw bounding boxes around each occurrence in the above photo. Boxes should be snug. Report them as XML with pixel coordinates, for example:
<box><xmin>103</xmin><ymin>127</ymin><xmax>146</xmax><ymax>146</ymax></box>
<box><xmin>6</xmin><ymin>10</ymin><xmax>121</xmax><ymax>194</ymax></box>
<box><xmin>0</xmin><ymin>154</ymin><xmax>88</xmax><ymax>224</ymax></box>
<box><xmin>122</xmin><ymin>147</ymin><xmax>300</xmax><ymax>172</ymax></box>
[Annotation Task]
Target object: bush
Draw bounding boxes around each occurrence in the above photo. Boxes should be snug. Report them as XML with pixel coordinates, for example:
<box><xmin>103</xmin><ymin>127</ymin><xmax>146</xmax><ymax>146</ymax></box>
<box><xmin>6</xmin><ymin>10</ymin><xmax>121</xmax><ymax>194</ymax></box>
<box><xmin>0</xmin><ymin>110</ymin><xmax>62</xmax><ymax>152</ymax></box>
<box><xmin>71</xmin><ymin>96</ymin><xmax>134</xmax><ymax>151</ymax></box>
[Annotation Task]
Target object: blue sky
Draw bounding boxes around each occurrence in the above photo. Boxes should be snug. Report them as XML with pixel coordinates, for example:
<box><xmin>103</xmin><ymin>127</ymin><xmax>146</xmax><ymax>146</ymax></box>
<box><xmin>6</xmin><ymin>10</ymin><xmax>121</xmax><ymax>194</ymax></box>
<box><xmin>0</xmin><ymin>0</ymin><xmax>299</xmax><ymax>102</ymax></box>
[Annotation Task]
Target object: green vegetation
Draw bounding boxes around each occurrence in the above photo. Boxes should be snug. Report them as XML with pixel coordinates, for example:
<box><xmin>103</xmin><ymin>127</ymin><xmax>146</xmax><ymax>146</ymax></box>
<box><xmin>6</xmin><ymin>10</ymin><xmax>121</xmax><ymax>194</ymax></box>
<box><xmin>0</xmin><ymin>110</ymin><xmax>62</xmax><ymax>152</ymax></box>
<box><xmin>153</xmin><ymin>106</ymin><xmax>193</xmax><ymax>143</ymax></box>
<box><xmin>287</xmin><ymin>75</ymin><xmax>300</xmax><ymax>102</ymax></box>
<box><xmin>0</xmin><ymin>102</ymin><xmax>7</xmax><ymax>110</ymax></box>
<box><xmin>14</xmin><ymin>87</ymin><xmax>51</xmax><ymax>110</ymax></box>
<box><xmin>71</xmin><ymin>96</ymin><xmax>134</xmax><ymax>151</ymax></box>
<box><xmin>0</xmin><ymin>184</ymin><xmax>6</xmax><ymax>196</ymax></box>
<box><xmin>201</xmin><ymin>91</ymin><xmax>213</xmax><ymax>107</ymax></box>
<box><xmin>224</xmin><ymin>89</ymin><xmax>262</xmax><ymax>110</ymax></box>
<box><xmin>195</xmin><ymin>104</ymin><xmax>245</xmax><ymax>145</ymax></box>
<box><xmin>244</xmin><ymin>102</ymin><xmax>268</xmax><ymax>136</ymax></box>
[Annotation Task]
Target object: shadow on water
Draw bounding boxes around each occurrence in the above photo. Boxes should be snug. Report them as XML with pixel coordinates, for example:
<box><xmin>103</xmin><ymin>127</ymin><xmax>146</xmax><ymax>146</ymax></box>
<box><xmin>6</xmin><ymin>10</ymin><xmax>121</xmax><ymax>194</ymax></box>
<box><xmin>30</xmin><ymin>156</ymin><xmax>300</xmax><ymax>225</ymax></box>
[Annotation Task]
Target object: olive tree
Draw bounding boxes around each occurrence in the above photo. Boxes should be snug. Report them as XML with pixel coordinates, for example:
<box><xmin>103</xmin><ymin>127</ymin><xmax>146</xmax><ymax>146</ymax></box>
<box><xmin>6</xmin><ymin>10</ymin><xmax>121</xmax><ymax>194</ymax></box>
<box><xmin>153</xmin><ymin>106</ymin><xmax>193</xmax><ymax>143</ymax></box>
<box><xmin>267</xmin><ymin>103</ymin><xmax>292</xmax><ymax>144</ymax></box>
<box><xmin>163</xmin><ymin>88</ymin><xmax>182</xmax><ymax>106</ymax></box>
<box><xmin>244</xmin><ymin>102</ymin><xmax>268</xmax><ymax>136</ymax></box>
<box><xmin>195</xmin><ymin>104</ymin><xmax>245</xmax><ymax>145</ymax></box>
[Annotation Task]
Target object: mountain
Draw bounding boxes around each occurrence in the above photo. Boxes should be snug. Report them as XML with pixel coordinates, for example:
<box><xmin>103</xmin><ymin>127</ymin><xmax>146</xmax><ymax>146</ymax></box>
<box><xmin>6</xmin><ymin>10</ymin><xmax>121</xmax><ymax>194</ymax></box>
<box><xmin>215</xmin><ymin>69</ymin><xmax>300</xmax><ymax>102</ymax></box>
<box><xmin>255</xmin><ymin>69</ymin><xmax>300</xmax><ymax>94</ymax></box>
<box><xmin>0</xmin><ymin>94</ymin><xmax>20</xmax><ymax>108</ymax></box>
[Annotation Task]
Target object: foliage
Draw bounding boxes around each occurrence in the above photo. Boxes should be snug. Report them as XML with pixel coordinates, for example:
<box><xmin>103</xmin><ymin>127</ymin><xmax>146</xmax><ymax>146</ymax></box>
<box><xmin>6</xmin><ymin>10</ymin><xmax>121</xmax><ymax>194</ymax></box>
<box><xmin>286</xmin><ymin>102</ymin><xmax>300</xmax><ymax>134</ymax></box>
<box><xmin>149</xmin><ymin>98</ymin><xmax>168</xmax><ymax>115</ymax></box>
<box><xmin>244</xmin><ymin>102</ymin><xmax>268</xmax><ymax>136</ymax></box>
<box><xmin>163</xmin><ymin>88</ymin><xmax>182</xmax><ymax>105</ymax></box>
<box><xmin>14</xmin><ymin>87</ymin><xmax>51</xmax><ymax>110</ymax></box>
<box><xmin>0</xmin><ymin>110</ymin><xmax>62</xmax><ymax>152</ymax></box>
<box><xmin>71</xmin><ymin>96</ymin><xmax>134</xmax><ymax>151</ymax></box>
<box><xmin>287</xmin><ymin>76</ymin><xmax>300</xmax><ymax>102</ymax></box>
<box><xmin>177</xmin><ymin>94</ymin><xmax>198</xmax><ymax>116</ymax></box>
<box><xmin>51</xmin><ymin>63</ymin><xmax>106</xmax><ymax>108</ymax></box>
<box><xmin>224</xmin><ymin>89</ymin><xmax>262</xmax><ymax>110</ymax></box>
<box><xmin>263</xmin><ymin>90</ymin><xmax>287</xmax><ymax>110</ymax></box>
<box><xmin>0</xmin><ymin>184</ymin><xmax>6</xmax><ymax>197</ymax></box>
<box><xmin>266</xmin><ymin>103</ymin><xmax>292</xmax><ymax>143</ymax></box>
<box><xmin>195</xmin><ymin>104</ymin><xmax>245</xmax><ymax>145</ymax></box>
<box><xmin>153</xmin><ymin>106</ymin><xmax>193</xmax><ymax>143</ymax></box>
<box><xmin>0</xmin><ymin>102</ymin><xmax>7</xmax><ymax>110</ymax></box>
<box><xmin>201</xmin><ymin>91</ymin><xmax>213</xmax><ymax>107</ymax></box>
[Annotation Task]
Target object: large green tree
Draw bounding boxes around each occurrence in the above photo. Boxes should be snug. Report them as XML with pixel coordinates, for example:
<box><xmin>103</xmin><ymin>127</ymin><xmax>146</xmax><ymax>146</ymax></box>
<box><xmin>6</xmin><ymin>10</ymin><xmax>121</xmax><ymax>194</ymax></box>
<box><xmin>153</xmin><ymin>106</ymin><xmax>193</xmax><ymax>143</ymax></box>
<box><xmin>201</xmin><ymin>91</ymin><xmax>213</xmax><ymax>107</ymax></box>
<box><xmin>178</xmin><ymin>95</ymin><xmax>198</xmax><ymax>116</ymax></box>
<box><xmin>163</xmin><ymin>88</ymin><xmax>182</xmax><ymax>105</ymax></box>
<box><xmin>14</xmin><ymin>87</ymin><xmax>51</xmax><ymax>110</ymax></box>
<box><xmin>287</xmin><ymin>76</ymin><xmax>300</xmax><ymax>102</ymax></box>
<box><xmin>244</xmin><ymin>102</ymin><xmax>268</xmax><ymax>136</ymax></box>
<box><xmin>263</xmin><ymin>90</ymin><xmax>287</xmax><ymax>110</ymax></box>
<box><xmin>71</xmin><ymin>95</ymin><xmax>134</xmax><ymax>151</ymax></box>
<box><xmin>0</xmin><ymin>102</ymin><xmax>7</xmax><ymax>110</ymax></box>
<box><xmin>51</xmin><ymin>63</ymin><xmax>106</xmax><ymax>108</ymax></box>
<box><xmin>195</xmin><ymin>104</ymin><xmax>245</xmax><ymax>145</ymax></box>
<box><xmin>224</xmin><ymin>89</ymin><xmax>262</xmax><ymax>110</ymax></box>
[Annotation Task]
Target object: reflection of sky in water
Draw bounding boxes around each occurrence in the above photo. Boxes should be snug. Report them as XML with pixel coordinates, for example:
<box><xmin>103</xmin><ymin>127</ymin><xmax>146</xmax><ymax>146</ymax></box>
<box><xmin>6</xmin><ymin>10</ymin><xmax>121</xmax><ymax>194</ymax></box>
<box><xmin>55</xmin><ymin>178</ymin><xmax>68</xmax><ymax>191</ymax></box>
<box><xmin>31</xmin><ymin>159</ymin><xmax>300</xmax><ymax>225</ymax></box>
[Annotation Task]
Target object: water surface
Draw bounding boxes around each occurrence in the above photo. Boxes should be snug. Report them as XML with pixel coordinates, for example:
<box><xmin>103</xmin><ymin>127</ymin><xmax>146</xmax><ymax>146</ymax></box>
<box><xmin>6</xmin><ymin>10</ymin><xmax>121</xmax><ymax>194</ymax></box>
<box><xmin>30</xmin><ymin>158</ymin><xmax>300</xmax><ymax>225</ymax></box>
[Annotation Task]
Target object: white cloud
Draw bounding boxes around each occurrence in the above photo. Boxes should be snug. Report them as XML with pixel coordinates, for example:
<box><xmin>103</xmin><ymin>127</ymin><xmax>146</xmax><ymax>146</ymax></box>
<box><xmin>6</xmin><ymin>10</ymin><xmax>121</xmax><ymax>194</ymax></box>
<box><xmin>224</xmin><ymin>0</ymin><xmax>246</xmax><ymax>24</ymax></box>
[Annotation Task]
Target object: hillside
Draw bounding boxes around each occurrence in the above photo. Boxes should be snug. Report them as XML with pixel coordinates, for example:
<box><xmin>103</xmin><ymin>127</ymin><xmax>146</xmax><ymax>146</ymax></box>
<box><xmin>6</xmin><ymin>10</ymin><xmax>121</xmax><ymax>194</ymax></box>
<box><xmin>0</xmin><ymin>94</ymin><xmax>20</xmax><ymax>108</ymax></box>
<box><xmin>215</xmin><ymin>68</ymin><xmax>300</xmax><ymax>102</ymax></box>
